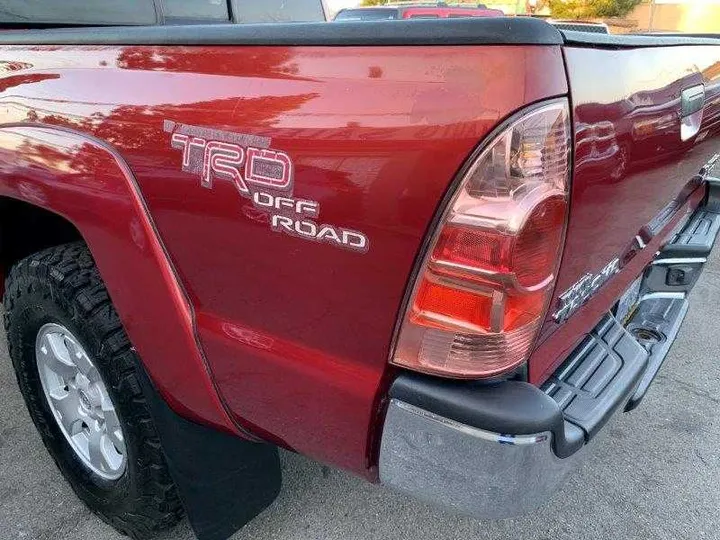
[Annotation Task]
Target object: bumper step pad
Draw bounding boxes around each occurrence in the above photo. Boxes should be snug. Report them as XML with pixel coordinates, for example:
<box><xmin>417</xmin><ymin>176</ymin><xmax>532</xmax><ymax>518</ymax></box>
<box><xmin>543</xmin><ymin>315</ymin><xmax>648</xmax><ymax>442</ymax></box>
<box><xmin>668</xmin><ymin>208</ymin><xmax>720</xmax><ymax>257</ymax></box>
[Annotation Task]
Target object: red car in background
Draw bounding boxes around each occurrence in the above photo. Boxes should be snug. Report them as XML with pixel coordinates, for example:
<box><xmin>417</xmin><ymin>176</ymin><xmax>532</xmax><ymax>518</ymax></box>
<box><xmin>334</xmin><ymin>3</ymin><xmax>504</xmax><ymax>21</ymax></box>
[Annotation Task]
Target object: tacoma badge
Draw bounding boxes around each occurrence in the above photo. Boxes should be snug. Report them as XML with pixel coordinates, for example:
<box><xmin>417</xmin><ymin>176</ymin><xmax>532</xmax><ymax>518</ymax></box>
<box><xmin>553</xmin><ymin>258</ymin><xmax>620</xmax><ymax>323</ymax></box>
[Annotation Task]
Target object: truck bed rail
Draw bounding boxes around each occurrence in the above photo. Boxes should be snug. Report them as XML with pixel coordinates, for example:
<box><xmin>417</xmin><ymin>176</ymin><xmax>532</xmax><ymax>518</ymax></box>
<box><xmin>0</xmin><ymin>18</ymin><xmax>562</xmax><ymax>46</ymax></box>
<box><xmin>562</xmin><ymin>30</ymin><xmax>720</xmax><ymax>48</ymax></box>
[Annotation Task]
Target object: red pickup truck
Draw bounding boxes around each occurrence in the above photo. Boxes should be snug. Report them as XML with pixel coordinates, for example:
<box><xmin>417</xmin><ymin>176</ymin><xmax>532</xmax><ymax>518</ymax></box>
<box><xmin>0</xmin><ymin>16</ymin><xmax>718</xmax><ymax>540</ymax></box>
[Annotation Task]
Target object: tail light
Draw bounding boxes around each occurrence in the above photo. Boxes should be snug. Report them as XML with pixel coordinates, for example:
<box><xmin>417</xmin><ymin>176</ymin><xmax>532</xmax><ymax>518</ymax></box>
<box><xmin>391</xmin><ymin>99</ymin><xmax>571</xmax><ymax>378</ymax></box>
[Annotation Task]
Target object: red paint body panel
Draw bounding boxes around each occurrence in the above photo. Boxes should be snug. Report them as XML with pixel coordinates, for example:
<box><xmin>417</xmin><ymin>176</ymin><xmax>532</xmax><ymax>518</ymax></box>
<box><xmin>0</xmin><ymin>125</ymin><xmax>237</xmax><ymax>433</ymax></box>
<box><xmin>530</xmin><ymin>46</ymin><xmax>720</xmax><ymax>384</ymax></box>
<box><xmin>0</xmin><ymin>45</ymin><xmax>567</xmax><ymax>475</ymax></box>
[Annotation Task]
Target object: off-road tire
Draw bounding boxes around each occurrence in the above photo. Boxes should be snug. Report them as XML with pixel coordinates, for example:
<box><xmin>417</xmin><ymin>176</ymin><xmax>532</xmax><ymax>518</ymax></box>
<box><xmin>4</xmin><ymin>242</ymin><xmax>184</xmax><ymax>539</ymax></box>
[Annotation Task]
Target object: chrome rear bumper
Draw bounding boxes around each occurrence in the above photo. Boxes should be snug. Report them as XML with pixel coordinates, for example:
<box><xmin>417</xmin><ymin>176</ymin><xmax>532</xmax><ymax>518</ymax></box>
<box><xmin>380</xmin><ymin>399</ymin><xmax>578</xmax><ymax>518</ymax></box>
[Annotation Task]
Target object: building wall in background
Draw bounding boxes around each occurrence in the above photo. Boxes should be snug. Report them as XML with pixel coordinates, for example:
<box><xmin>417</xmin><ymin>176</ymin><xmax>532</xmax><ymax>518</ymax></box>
<box><xmin>630</xmin><ymin>1</ymin><xmax>720</xmax><ymax>32</ymax></box>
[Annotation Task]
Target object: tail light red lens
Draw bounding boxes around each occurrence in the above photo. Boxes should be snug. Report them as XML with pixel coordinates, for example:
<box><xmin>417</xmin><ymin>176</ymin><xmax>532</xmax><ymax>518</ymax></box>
<box><xmin>512</xmin><ymin>195</ymin><xmax>567</xmax><ymax>288</ymax></box>
<box><xmin>391</xmin><ymin>100</ymin><xmax>571</xmax><ymax>378</ymax></box>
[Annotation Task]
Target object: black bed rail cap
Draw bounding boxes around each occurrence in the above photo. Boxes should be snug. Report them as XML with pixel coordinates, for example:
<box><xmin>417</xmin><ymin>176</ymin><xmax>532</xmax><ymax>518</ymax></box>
<box><xmin>0</xmin><ymin>17</ymin><xmax>563</xmax><ymax>46</ymax></box>
<box><xmin>562</xmin><ymin>29</ymin><xmax>720</xmax><ymax>48</ymax></box>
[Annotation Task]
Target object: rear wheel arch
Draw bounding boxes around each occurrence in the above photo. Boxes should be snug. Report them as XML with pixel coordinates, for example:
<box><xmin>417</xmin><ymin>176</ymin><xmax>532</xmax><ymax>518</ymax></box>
<box><xmin>0</xmin><ymin>123</ymin><xmax>240</xmax><ymax>434</ymax></box>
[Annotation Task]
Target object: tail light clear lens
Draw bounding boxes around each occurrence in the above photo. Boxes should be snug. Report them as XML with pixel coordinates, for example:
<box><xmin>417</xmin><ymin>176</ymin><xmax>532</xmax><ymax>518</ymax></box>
<box><xmin>391</xmin><ymin>100</ymin><xmax>571</xmax><ymax>378</ymax></box>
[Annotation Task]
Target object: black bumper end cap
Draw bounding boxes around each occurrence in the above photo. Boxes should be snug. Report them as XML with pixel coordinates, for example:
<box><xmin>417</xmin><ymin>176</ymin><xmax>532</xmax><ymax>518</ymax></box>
<box><xmin>389</xmin><ymin>373</ymin><xmax>584</xmax><ymax>459</ymax></box>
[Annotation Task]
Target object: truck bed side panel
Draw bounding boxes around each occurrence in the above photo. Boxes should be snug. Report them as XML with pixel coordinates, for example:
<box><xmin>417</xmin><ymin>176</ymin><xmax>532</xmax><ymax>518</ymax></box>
<box><xmin>0</xmin><ymin>44</ymin><xmax>567</xmax><ymax>474</ymax></box>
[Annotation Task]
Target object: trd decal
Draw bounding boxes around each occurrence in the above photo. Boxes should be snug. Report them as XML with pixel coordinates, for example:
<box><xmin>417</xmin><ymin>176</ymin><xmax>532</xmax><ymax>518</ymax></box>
<box><xmin>164</xmin><ymin>121</ymin><xmax>369</xmax><ymax>253</ymax></box>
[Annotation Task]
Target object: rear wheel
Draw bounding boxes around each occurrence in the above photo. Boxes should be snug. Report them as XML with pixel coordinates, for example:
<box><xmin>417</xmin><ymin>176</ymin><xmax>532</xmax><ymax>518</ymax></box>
<box><xmin>4</xmin><ymin>242</ymin><xmax>183</xmax><ymax>539</ymax></box>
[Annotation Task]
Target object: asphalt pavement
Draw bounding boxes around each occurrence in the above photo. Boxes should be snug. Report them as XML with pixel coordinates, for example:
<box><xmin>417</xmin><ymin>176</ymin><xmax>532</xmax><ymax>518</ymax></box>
<box><xmin>1</xmin><ymin>249</ymin><xmax>719</xmax><ymax>540</ymax></box>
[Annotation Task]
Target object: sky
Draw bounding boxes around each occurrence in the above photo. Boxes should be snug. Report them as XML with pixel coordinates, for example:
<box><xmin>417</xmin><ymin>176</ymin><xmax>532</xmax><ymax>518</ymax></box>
<box><xmin>326</xmin><ymin>0</ymin><xmax>360</xmax><ymax>14</ymax></box>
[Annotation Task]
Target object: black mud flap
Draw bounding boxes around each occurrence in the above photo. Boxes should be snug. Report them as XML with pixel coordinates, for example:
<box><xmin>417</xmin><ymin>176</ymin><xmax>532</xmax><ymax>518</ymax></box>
<box><xmin>136</xmin><ymin>366</ymin><xmax>281</xmax><ymax>540</ymax></box>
